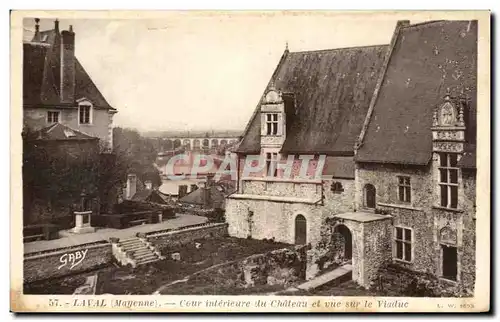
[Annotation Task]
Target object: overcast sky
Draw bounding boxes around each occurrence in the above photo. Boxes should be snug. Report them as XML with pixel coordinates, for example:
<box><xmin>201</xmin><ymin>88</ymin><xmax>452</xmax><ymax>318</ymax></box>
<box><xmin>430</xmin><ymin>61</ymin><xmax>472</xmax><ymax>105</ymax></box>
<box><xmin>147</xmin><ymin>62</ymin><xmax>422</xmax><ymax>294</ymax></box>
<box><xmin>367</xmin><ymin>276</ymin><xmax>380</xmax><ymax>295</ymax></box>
<box><xmin>23</xmin><ymin>13</ymin><xmax>409</xmax><ymax>133</ymax></box>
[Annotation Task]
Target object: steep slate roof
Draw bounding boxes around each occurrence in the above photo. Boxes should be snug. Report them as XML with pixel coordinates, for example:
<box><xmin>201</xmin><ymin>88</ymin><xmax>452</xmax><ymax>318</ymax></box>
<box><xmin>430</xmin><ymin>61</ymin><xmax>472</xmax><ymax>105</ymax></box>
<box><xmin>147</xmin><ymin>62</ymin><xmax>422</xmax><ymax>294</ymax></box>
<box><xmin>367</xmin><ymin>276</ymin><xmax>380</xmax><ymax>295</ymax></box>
<box><xmin>356</xmin><ymin>20</ymin><xmax>477</xmax><ymax>165</ymax></box>
<box><xmin>237</xmin><ymin>45</ymin><xmax>389</xmax><ymax>155</ymax></box>
<box><xmin>23</xmin><ymin>30</ymin><xmax>115</xmax><ymax>110</ymax></box>
<box><xmin>34</xmin><ymin>123</ymin><xmax>98</xmax><ymax>141</ymax></box>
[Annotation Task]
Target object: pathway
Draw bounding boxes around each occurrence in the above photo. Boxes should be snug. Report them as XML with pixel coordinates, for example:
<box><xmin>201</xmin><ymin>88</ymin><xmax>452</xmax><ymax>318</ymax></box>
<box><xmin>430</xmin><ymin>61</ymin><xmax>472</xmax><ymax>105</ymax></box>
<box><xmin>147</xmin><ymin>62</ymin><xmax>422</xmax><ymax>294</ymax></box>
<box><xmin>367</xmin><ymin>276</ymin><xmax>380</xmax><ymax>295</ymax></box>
<box><xmin>274</xmin><ymin>263</ymin><xmax>353</xmax><ymax>295</ymax></box>
<box><xmin>24</xmin><ymin>214</ymin><xmax>208</xmax><ymax>254</ymax></box>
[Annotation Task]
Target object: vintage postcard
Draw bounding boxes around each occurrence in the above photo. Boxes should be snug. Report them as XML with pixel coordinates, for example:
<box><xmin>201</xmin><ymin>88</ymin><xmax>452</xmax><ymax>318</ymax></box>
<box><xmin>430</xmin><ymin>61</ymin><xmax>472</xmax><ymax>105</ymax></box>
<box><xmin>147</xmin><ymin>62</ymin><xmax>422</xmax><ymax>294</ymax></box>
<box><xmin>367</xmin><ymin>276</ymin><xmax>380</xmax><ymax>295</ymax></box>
<box><xmin>10</xmin><ymin>10</ymin><xmax>490</xmax><ymax>313</ymax></box>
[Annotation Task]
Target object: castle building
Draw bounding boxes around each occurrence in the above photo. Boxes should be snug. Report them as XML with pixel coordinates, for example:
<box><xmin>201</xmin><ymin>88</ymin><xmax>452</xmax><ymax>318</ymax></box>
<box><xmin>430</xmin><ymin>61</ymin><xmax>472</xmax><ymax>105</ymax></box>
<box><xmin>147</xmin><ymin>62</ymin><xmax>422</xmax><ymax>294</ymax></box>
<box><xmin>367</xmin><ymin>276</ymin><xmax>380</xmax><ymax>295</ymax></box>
<box><xmin>226</xmin><ymin>20</ymin><xmax>477</xmax><ymax>292</ymax></box>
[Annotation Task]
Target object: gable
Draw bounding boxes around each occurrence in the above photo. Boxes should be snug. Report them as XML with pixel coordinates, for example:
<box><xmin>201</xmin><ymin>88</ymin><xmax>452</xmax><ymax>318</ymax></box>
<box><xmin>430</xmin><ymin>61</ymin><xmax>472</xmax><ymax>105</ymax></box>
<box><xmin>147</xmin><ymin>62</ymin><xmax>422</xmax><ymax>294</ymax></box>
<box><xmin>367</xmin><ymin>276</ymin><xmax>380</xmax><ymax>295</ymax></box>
<box><xmin>237</xmin><ymin>45</ymin><xmax>388</xmax><ymax>155</ymax></box>
<box><xmin>23</xmin><ymin>37</ymin><xmax>115</xmax><ymax>110</ymax></box>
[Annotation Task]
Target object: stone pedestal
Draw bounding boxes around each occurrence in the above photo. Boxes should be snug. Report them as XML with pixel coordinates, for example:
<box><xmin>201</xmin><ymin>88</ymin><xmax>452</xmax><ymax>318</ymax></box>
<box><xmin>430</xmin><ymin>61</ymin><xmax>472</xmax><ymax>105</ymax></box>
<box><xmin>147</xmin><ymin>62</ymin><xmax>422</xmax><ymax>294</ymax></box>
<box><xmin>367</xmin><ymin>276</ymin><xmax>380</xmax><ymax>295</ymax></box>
<box><xmin>72</xmin><ymin>211</ymin><xmax>96</xmax><ymax>234</ymax></box>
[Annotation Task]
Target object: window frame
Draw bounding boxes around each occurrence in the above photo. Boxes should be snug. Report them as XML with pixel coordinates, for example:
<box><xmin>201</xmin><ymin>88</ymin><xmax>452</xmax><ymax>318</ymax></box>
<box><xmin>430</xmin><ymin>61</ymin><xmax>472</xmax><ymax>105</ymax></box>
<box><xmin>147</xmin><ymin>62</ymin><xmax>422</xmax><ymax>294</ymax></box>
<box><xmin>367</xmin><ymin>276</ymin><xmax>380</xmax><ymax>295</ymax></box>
<box><xmin>265</xmin><ymin>113</ymin><xmax>279</xmax><ymax>135</ymax></box>
<box><xmin>397</xmin><ymin>175</ymin><xmax>412</xmax><ymax>203</ymax></box>
<box><xmin>438</xmin><ymin>153</ymin><xmax>459</xmax><ymax>209</ymax></box>
<box><xmin>393</xmin><ymin>226</ymin><xmax>413</xmax><ymax>263</ymax></box>
<box><xmin>47</xmin><ymin>110</ymin><xmax>60</xmax><ymax>124</ymax></box>
<box><xmin>265</xmin><ymin>152</ymin><xmax>279</xmax><ymax>177</ymax></box>
<box><xmin>78</xmin><ymin>103</ymin><xmax>93</xmax><ymax>125</ymax></box>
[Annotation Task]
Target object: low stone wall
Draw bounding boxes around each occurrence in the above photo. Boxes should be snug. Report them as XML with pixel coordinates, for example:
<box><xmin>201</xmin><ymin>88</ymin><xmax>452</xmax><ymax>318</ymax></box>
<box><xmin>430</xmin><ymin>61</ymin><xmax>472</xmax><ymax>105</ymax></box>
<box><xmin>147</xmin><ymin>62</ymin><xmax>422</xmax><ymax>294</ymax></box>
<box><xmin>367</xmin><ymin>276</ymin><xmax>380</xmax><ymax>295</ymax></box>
<box><xmin>370</xmin><ymin>263</ymin><xmax>473</xmax><ymax>297</ymax></box>
<box><xmin>24</xmin><ymin>241</ymin><xmax>113</xmax><ymax>283</ymax></box>
<box><xmin>147</xmin><ymin>223</ymin><xmax>228</xmax><ymax>253</ymax></box>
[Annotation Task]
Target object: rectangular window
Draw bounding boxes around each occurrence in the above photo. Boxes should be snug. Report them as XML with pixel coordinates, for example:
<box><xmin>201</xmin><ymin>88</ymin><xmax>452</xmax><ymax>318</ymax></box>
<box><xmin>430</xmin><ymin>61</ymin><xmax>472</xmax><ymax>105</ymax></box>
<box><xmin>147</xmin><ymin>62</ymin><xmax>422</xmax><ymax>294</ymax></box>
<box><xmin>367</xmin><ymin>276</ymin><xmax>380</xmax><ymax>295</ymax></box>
<box><xmin>266</xmin><ymin>113</ymin><xmax>279</xmax><ymax>135</ymax></box>
<box><xmin>398</xmin><ymin>176</ymin><xmax>411</xmax><ymax>203</ymax></box>
<box><xmin>394</xmin><ymin>227</ymin><xmax>412</xmax><ymax>262</ymax></box>
<box><xmin>266</xmin><ymin>152</ymin><xmax>278</xmax><ymax>177</ymax></box>
<box><xmin>438</xmin><ymin>153</ymin><xmax>459</xmax><ymax>209</ymax></box>
<box><xmin>47</xmin><ymin>111</ymin><xmax>59</xmax><ymax>124</ymax></box>
<box><xmin>79</xmin><ymin>105</ymin><xmax>91</xmax><ymax>124</ymax></box>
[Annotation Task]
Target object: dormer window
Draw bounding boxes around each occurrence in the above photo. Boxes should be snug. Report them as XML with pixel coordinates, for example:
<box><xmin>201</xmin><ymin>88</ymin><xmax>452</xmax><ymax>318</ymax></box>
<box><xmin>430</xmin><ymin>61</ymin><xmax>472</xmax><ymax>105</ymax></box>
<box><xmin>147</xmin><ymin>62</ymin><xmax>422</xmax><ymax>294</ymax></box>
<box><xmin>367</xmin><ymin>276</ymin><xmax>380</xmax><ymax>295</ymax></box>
<box><xmin>266</xmin><ymin>113</ymin><xmax>279</xmax><ymax>135</ymax></box>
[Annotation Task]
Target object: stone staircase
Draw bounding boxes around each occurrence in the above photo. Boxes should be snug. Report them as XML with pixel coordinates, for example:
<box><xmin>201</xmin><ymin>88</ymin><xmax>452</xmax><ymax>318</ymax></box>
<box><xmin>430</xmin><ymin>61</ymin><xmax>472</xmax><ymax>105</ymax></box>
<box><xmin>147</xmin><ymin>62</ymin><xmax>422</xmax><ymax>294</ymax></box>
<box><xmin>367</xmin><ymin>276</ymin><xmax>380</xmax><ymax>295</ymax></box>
<box><xmin>112</xmin><ymin>236</ymin><xmax>165</xmax><ymax>268</ymax></box>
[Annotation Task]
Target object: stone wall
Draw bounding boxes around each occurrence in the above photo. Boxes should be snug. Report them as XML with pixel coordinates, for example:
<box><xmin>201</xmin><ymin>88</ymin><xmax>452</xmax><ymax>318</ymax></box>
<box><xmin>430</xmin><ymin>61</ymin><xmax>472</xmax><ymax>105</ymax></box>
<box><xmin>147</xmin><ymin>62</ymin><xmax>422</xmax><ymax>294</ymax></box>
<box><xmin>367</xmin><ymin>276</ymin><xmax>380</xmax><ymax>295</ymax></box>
<box><xmin>363</xmin><ymin>219</ymin><xmax>393</xmax><ymax>287</ymax></box>
<box><xmin>24</xmin><ymin>241</ymin><xmax>112</xmax><ymax>283</ymax></box>
<box><xmin>371</xmin><ymin>263</ymin><xmax>472</xmax><ymax>297</ymax></box>
<box><xmin>357</xmin><ymin>162</ymin><xmax>476</xmax><ymax>292</ymax></box>
<box><xmin>225</xmin><ymin>197</ymin><xmax>325</xmax><ymax>245</ymax></box>
<box><xmin>147</xmin><ymin>223</ymin><xmax>228</xmax><ymax>253</ymax></box>
<box><xmin>355</xmin><ymin>162</ymin><xmax>433</xmax><ymax>211</ymax></box>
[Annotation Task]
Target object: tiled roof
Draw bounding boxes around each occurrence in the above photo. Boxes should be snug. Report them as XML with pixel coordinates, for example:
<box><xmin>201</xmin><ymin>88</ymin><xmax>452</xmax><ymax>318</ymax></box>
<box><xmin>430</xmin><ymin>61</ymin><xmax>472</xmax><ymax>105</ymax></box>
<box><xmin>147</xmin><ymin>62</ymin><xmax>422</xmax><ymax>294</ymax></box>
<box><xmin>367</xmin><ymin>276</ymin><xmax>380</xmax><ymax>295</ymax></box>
<box><xmin>237</xmin><ymin>45</ymin><xmax>388</xmax><ymax>155</ymax></box>
<box><xmin>356</xmin><ymin>20</ymin><xmax>477</xmax><ymax>165</ymax></box>
<box><xmin>34</xmin><ymin>123</ymin><xmax>98</xmax><ymax>141</ymax></box>
<box><xmin>23</xmin><ymin>29</ymin><xmax>115</xmax><ymax>110</ymax></box>
<box><xmin>179</xmin><ymin>186</ymin><xmax>226</xmax><ymax>208</ymax></box>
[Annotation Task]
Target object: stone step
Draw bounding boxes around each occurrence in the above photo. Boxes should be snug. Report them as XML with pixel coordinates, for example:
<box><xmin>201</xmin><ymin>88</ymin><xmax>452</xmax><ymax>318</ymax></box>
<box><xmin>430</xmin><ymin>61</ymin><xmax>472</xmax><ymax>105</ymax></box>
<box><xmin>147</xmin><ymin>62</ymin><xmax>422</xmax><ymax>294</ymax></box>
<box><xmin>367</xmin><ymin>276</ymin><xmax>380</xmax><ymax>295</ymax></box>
<box><xmin>130</xmin><ymin>249</ymin><xmax>153</xmax><ymax>256</ymax></box>
<box><xmin>134</xmin><ymin>253</ymin><xmax>157</xmax><ymax>260</ymax></box>
<box><xmin>119</xmin><ymin>239</ymin><xmax>143</xmax><ymax>246</ymax></box>
<box><xmin>121</xmin><ymin>244</ymin><xmax>147</xmax><ymax>251</ymax></box>
<box><xmin>296</xmin><ymin>264</ymin><xmax>353</xmax><ymax>292</ymax></box>
<box><xmin>137</xmin><ymin>258</ymin><xmax>160</xmax><ymax>265</ymax></box>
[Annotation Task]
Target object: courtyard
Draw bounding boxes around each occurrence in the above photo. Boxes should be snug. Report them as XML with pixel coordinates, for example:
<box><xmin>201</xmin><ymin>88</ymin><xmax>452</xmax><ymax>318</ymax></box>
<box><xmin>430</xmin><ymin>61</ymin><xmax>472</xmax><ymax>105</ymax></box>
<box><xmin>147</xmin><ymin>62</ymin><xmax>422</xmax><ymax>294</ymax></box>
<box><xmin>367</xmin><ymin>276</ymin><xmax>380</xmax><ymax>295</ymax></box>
<box><xmin>24</xmin><ymin>236</ymin><xmax>291</xmax><ymax>295</ymax></box>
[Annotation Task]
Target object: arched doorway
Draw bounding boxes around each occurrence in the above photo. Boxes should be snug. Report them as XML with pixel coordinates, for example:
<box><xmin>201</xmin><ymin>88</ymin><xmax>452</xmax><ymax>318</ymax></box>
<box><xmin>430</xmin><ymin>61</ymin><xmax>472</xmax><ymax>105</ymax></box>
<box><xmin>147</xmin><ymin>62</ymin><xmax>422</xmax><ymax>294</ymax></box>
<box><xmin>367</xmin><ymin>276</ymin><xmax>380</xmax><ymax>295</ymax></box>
<box><xmin>173</xmin><ymin>139</ymin><xmax>181</xmax><ymax>149</ymax></box>
<box><xmin>211</xmin><ymin>139</ymin><xmax>219</xmax><ymax>148</ymax></box>
<box><xmin>202</xmin><ymin>139</ymin><xmax>209</xmax><ymax>148</ymax></box>
<box><xmin>333</xmin><ymin>224</ymin><xmax>352</xmax><ymax>262</ymax></box>
<box><xmin>364</xmin><ymin>184</ymin><xmax>376</xmax><ymax>208</ymax></box>
<box><xmin>294</xmin><ymin>215</ymin><xmax>307</xmax><ymax>245</ymax></box>
<box><xmin>193</xmin><ymin>139</ymin><xmax>201</xmax><ymax>150</ymax></box>
<box><xmin>183</xmin><ymin>139</ymin><xmax>191</xmax><ymax>150</ymax></box>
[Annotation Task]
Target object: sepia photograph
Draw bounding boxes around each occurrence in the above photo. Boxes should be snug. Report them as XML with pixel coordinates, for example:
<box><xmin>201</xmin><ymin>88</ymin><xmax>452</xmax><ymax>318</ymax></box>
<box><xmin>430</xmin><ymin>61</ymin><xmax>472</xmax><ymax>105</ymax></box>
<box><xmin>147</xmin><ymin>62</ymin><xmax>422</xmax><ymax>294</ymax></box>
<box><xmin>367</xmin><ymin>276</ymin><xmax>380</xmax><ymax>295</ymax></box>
<box><xmin>10</xmin><ymin>10</ymin><xmax>490</xmax><ymax>312</ymax></box>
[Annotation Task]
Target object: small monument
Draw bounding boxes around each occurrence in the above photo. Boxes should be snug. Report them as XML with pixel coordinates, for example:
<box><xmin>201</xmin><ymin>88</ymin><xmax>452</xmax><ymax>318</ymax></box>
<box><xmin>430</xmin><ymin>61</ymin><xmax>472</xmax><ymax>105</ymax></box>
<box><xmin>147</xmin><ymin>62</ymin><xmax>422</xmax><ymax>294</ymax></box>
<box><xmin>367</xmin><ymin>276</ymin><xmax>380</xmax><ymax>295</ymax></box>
<box><xmin>72</xmin><ymin>192</ymin><xmax>96</xmax><ymax>234</ymax></box>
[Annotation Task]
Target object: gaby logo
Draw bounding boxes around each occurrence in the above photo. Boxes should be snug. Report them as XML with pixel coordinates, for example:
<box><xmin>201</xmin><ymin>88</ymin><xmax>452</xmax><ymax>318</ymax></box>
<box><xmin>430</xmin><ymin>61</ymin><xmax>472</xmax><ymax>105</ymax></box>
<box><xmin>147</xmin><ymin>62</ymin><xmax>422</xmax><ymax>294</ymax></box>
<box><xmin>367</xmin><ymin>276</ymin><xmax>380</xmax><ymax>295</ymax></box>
<box><xmin>164</xmin><ymin>154</ymin><xmax>329</xmax><ymax>181</ymax></box>
<box><xmin>58</xmin><ymin>249</ymin><xmax>88</xmax><ymax>270</ymax></box>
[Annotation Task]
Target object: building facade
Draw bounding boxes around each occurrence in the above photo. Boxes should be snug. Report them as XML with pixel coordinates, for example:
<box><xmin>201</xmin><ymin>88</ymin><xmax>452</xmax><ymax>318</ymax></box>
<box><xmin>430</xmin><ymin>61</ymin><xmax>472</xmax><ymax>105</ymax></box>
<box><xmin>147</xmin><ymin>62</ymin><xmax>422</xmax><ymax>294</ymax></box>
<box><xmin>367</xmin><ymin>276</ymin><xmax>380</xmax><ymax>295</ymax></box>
<box><xmin>226</xmin><ymin>20</ymin><xmax>477</xmax><ymax>293</ymax></box>
<box><xmin>23</xmin><ymin>19</ymin><xmax>116</xmax><ymax>151</ymax></box>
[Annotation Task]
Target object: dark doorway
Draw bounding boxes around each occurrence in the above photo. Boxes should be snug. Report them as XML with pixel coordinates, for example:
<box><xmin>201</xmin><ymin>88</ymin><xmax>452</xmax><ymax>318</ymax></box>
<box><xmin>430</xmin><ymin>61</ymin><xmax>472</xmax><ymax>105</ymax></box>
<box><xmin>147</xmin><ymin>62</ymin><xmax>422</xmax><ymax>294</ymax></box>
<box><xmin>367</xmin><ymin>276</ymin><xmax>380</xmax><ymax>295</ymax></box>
<box><xmin>295</xmin><ymin>215</ymin><xmax>307</xmax><ymax>245</ymax></box>
<box><xmin>364</xmin><ymin>184</ymin><xmax>376</xmax><ymax>208</ymax></box>
<box><xmin>333</xmin><ymin>224</ymin><xmax>352</xmax><ymax>261</ymax></box>
<box><xmin>442</xmin><ymin>245</ymin><xmax>458</xmax><ymax>281</ymax></box>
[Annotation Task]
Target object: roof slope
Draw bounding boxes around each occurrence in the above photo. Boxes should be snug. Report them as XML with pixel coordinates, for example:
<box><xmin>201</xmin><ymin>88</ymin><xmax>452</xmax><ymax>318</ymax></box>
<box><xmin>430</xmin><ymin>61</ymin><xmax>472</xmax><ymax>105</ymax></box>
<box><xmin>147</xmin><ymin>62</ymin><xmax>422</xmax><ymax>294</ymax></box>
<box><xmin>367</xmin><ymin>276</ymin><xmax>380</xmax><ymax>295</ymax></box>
<box><xmin>179</xmin><ymin>186</ymin><xmax>226</xmax><ymax>208</ymax></box>
<box><xmin>34</xmin><ymin>123</ymin><xmax>98</xmax><ymax>141</ymax></box>
<box><xmin>356</xmin><ymin>20</ymin><xmax>477</xmax><ymax>165</ymax></box>
<box><xmin>23</xmin><ymin>30</ymin><xmax>115</xmax><ymax>110</ymax></box>
<box><xmin>237</xmin><ymin>45</ymin><xmax>389</xmax><ymax>155</ymax></box>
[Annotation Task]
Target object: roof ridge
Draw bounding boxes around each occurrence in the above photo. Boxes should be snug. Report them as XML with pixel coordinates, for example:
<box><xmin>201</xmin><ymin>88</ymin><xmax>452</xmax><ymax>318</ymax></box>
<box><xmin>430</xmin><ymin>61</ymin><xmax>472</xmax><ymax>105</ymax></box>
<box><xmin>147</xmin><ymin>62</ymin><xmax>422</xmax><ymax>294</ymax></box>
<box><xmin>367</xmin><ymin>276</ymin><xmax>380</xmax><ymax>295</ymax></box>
<box><xmin>289</xmin><ymin>44</ymin><xmax>388</xmax><ymax>54</ymax></box>
<box><xmin>403</xmin><ymin>20</ymin><xmax>449</xmax><ymax>30</ymax></box>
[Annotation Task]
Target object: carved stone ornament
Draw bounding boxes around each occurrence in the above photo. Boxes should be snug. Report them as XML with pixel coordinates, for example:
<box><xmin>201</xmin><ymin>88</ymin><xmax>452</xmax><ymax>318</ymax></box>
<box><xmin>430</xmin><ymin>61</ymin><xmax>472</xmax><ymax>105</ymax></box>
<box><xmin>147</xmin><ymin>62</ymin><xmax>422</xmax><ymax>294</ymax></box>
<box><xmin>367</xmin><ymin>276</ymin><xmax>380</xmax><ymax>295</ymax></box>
<box><xmin>439</xmin><ymin>101</ymin><xmax>457</xmax><ymax>126</ymax></box>
<box><xmin>263</xmin><ymin>89</ymin><xmax>283</xmax><ymax>104</ymax></box>
<box><xmin>439</xmin><ymin>225</ymin><xmax>457</xmax><ymax>245</ymax></box>
<box><xmin>433</xmin><ymin>142</ymin><xmax>464</xmax><ymax>153</ymax></box>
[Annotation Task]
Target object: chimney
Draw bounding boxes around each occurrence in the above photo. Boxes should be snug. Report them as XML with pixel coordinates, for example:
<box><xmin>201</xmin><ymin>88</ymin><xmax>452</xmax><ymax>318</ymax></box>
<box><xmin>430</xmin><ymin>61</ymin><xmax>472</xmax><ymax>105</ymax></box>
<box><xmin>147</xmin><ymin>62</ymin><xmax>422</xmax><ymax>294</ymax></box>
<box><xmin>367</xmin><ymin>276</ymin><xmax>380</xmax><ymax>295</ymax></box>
<box><xmin>60</xmin><ymin>25</ymin><xmax>75</xmax><ymax>103</ymax></box>
<box><xmin>54</xmin><ymin>19</ymin><xmax>60</xmax><ymax>33</ymax></box>
<box><xmin>125</xmin><ymin>174</ymin><xmax>137</xmax><ymax>200</ymax></box>
<box><xmin>34</xmin><ymin>18</ymin><xmax>40</xmax><ymax>37</ymax></box>
<box><xmin>201</xmin><ymin>185</ymin><xmax>211</xmax><ymax>208</ymax></box>
<box><xmin>144</xmin><ymin>180</ymin><xmax>153</xmax><ymax>190</ymax></box>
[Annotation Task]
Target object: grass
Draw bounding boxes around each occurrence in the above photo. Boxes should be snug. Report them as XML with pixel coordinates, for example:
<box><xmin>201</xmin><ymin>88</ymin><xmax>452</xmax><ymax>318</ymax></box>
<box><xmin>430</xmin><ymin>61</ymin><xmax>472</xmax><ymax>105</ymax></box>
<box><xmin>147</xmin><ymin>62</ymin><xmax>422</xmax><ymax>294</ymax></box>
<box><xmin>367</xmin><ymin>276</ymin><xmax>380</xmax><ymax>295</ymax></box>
<box><xmin>24</xmin><ymin>237</ymin><xmax>290</xmax><ymax>295</ymax></box>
